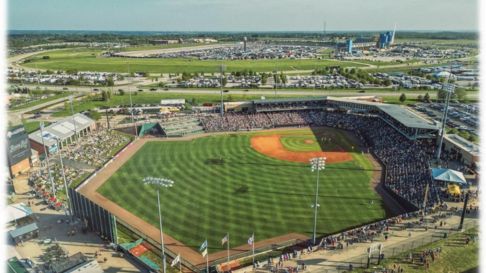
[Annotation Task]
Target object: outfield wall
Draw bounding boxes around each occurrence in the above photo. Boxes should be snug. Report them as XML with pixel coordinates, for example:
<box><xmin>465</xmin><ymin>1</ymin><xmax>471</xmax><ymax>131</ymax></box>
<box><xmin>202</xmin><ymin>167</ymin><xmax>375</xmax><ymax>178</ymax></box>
<box><xmin>68</xmin><ymin>188</ymin><xmax>115</xmax><ymax>241</ymax></box>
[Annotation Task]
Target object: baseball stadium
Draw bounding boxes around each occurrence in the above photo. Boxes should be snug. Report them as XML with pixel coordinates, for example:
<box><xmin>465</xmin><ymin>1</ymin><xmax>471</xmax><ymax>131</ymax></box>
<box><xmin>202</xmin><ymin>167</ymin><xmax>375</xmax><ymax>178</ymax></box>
<box><xmin>69</xmin><ymin>96</ymin><xmax>442</xmax><ymax>273</ymax></box>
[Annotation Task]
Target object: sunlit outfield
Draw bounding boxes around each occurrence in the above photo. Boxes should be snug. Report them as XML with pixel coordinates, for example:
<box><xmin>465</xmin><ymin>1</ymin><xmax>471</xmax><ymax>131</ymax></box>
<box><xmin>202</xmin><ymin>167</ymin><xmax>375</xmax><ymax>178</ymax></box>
<box><xmin>22</xmin><ymin>48</ymin><xmax>370</xmax><ymax>74</ymax></box>
<box><xmin>97</xmin><ymin>128</ymin><xmax>385</xmax><ymax>250</ymax></box>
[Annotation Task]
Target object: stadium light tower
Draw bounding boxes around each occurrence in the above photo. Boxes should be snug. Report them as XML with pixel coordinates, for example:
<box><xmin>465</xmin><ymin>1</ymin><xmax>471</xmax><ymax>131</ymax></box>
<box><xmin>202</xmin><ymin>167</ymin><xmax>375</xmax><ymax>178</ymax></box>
<box><xmin>310</xmin><ymin>157</ymin><xmax>326</xmax><ymax>245</ymax></box>
<box><xmin>435</xmin><ymin>83</ymin><xmax>455</xmax><ymax>164</ymax></box>
<box><xmin>39</xmin><ymin>122</ymin><xmax>56</xmax><ymax>196</ymax></box>
<box><xmin>220</xmin><ymin>64</ymin><xmax>226</xmax><ymax>117</ymax></box>
<box><xmin>143</xmin><ymin>177</ymin><xmax>174</xmax><ymax>273</ymax></box>
<box><xmin>127</xmin><ymin>63</ymin><xmax>138</xmax><ymax>136</ymax></box>
<box><xmin>55</xmin><ymin>137</ymin><xmax>72</xmax><ymax>219</ymax></box>
<box><xmin>69</xmin><ymin>96</ymin><xmax>78</xmax><ymax>143</ymax></box>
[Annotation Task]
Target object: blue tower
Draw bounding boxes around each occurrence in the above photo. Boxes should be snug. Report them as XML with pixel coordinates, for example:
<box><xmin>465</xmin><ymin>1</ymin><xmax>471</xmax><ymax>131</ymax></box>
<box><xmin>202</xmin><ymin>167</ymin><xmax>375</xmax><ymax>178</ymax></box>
<box><xmin>346</xmin><ymin>39</ymin><xmax>353</xmax><ymax>53</ymax></box>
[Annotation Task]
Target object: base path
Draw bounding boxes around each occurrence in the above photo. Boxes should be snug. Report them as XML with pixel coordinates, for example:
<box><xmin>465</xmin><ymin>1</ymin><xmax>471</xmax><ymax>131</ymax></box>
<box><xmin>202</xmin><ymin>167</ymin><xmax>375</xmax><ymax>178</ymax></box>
<box><xmin>251</xmin><ymin>135</ymin><xmax>352</xmax><ymax>164</ymax></box>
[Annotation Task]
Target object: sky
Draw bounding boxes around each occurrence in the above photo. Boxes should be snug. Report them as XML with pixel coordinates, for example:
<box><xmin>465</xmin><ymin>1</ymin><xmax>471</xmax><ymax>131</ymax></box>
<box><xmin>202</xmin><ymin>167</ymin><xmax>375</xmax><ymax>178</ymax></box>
<box><xmin>8</xmin><ymin>0</ymin><xmax>478</xmax><ymax>32</ymax></box>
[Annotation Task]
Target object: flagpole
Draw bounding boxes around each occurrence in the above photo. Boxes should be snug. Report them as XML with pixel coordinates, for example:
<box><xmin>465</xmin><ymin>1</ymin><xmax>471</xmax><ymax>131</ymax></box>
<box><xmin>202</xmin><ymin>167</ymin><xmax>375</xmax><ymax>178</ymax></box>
<box><xmin>206</xmin><ymin>240</ymin><xmax>209</xmax><ymax>273</ymax></box>
<box><xmin>252</xmin><ymin>233</ymin><xmax>255</xmax><ymax>269</ymax></box>
<box><xmin>227</xmin><ymin>233</ymin><xmax>230</xmax><ymax>264</ymax></box>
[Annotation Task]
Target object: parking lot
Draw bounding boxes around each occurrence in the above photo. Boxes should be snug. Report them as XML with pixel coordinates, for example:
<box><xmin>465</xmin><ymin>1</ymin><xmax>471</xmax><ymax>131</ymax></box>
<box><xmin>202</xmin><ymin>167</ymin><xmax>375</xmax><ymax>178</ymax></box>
<box><xmin>411</xmin><ymin>102</ymin><xmax>478</xmax><ymax>136</ymax></box>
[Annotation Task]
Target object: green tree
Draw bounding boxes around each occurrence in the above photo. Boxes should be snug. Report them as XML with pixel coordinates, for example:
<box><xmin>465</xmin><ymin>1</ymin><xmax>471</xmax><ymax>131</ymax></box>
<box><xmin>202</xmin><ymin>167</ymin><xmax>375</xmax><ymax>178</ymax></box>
<box><xmin>399</xmin><ymin>93</ymin><xmax>407</xmax><ymax>103</ymax></box>
<box><xmin>417</xmin><ymin>95</ymin><xmax>423</xmax><ymax>101</ymax></box>
<box><xmin>101</xmin><ymin>90</ymin><xmax>109</xmax><ymax>101</ymax></box>
<box><xmin>424</xmin><ymin>92</ymin><xmax>431</xmax><ymax>103</ymax></box>
<box><xmin>455</xmin><ymin>89</ymin><xmax>467</xmax><ymax>102</ymax></box>
<box><xmin>437</xmin><ymin>89</ymin><xmax>449</xmax><ymax>102</ymax></box>
<box><xmin>222</xmin><ymin>77</ymin><xmax>227</xmax><ymax>87</ymax></box>
<box><xmin>87</xmin><ymin>110</ymin><xmax>101</xmax><ymax>121</ymax></box>
<box><xmin>279</xmin><ymin>72</ymin><xmax>287</xmax><ymax>84</ymax></box>
<box><xmin>106</xmin><ymin>77</ymin><xmax>114</xmax><ymax>87</ymax></box>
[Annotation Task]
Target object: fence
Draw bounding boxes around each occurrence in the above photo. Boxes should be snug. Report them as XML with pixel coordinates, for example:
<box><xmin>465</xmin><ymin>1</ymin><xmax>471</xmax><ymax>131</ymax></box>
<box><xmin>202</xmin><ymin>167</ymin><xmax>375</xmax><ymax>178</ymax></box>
<box><xmin>311</xmin><ymin>219</ymin><xmax>477</xmax><ymax>273</ymax></box>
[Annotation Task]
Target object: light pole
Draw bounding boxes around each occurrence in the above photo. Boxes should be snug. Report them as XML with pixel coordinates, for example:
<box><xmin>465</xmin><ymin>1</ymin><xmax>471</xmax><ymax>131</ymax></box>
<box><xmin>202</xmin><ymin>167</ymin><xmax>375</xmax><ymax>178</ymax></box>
<box><xmin>310</xmin><ymin>157</ymin><xmax>326</xmax><ymax>245</ymax></box>
<box><xmin>220</xmin><ymin>64</ymin><xmax>226</xmax><ymax>117</ymax></box>
<box><xmin>143</xmin><ymin>177</ymin><xmax>174</xmax><ymax>273</ymax></box>
<box><xmin>55</xmin><ymin>137</ymin><xmax>72</xmax><ymax>219</ymax></box>
<box><xmin>69</xmin><ymin>95</ymin><xmax>78</xmax><ymax>143</ymax></box>
<box><xmin>436</xmin><ymin>83</ymin><xmax>455</xmax><ymax>164</ymax></box>
<box><xmin>39</xmin><ymin>122</ymin><xmax>56</xmax><ymax>196</ymax></box>
<box><xmin>127</xmin><ymin>63</ymin><xmax>138</xmax><ymax>136</ymax></box>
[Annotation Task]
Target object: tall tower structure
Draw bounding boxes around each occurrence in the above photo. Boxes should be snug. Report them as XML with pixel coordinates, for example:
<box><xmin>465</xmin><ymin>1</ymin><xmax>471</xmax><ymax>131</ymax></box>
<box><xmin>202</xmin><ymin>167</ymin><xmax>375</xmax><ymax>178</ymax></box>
<box><xmin>391</xmin><ymin>24</ymin><xmax>397</xmax><ymax>45</ymax></box>
<box><xmin>243</xmin><ymin>36</ymin><xmax>247</xmax><ymax>52</ymax></box>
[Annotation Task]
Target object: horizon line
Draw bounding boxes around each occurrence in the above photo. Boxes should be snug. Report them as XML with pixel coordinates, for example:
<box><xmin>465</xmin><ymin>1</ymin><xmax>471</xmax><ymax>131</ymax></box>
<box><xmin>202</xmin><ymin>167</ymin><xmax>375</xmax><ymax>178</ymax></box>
<box><xmin>8</xmin><ymin>29</ymin><xmax>479</xmax><ymax>33</ymax></box>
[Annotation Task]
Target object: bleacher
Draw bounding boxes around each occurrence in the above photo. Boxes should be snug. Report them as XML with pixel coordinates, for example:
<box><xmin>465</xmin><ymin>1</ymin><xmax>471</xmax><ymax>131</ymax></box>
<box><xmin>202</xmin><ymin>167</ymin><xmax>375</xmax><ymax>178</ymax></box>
<box><xmin>159</xmin><ymin>115</ymin><xmax>204</xmax><ymax>137</ymax></box>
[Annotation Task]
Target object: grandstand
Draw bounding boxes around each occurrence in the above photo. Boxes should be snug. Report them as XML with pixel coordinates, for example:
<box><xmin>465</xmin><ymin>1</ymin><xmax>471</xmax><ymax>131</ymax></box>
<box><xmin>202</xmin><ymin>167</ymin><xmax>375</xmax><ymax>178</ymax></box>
<box><xmin>159</xmin><ymin>115</ymin><xmax>204</xmax><ymax>137</ymax></box>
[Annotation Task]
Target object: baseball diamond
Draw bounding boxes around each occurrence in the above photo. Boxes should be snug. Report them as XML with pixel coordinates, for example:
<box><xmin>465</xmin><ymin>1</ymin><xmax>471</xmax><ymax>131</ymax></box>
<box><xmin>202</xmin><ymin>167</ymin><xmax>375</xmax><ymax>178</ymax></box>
<box><xmin>82</xmin><ymin>127</ymin><xmax>385</xmax><ymax>268</ymax></box>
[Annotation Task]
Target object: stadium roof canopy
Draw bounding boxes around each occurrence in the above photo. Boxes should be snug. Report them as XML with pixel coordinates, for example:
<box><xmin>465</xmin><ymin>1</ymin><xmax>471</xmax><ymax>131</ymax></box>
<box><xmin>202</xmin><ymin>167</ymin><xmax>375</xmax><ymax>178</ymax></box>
<box><xmin>7</xmin><ymin>202</ymin><xmax>33</xmax><ymax>223</ymax></box>
<box><xmin>377</xmin><ymin>104</ymin><xmax>439</xmax><ymax>130</ymax></box>
<box><xmin>432</xmin><ymin>168</ymin><xmax>467</xmax><ymax>185</ymax></box>
<box><xmin>29</xmin><ymin>113</ymin><xmax>94</xmax><ymax>145</ymax></box>
<box><xmin>445</xmin><ymin>134</ymin><xmax>479</xmax><ymax>157</ymax></box>
<box><xmin>252</xmin><ymin>97</ymin><xmax>327</xmax><ymax>105</ymax></box>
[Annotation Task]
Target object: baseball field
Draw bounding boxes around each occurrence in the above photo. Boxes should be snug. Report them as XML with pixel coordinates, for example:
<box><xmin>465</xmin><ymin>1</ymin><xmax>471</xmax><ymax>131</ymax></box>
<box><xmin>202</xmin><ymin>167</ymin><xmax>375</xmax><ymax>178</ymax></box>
<box><xmin>96</xmin><ymin>127</ymin><xmax>385</xmax><ymax>253</ymax></box>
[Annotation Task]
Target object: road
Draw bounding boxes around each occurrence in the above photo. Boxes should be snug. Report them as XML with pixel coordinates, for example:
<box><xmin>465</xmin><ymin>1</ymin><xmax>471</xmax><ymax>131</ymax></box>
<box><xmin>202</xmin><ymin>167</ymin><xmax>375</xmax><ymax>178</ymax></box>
<box><xmin>12</xmin><ymin>83</ymin><xmax>480</xmax><ymax>101</ymax></box>
<box><xmin>8</xmin><ymin>94</ymin><xmax>84</xmax><ymax>125</ymax></box>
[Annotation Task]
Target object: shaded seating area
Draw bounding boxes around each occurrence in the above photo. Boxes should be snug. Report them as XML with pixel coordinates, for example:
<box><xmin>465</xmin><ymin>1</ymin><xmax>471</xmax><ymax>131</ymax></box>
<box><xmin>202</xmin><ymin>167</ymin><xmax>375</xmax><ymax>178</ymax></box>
<box><xmin>119</xmin><ymin>239</ymin><xmax>160</xmax><ymax>271</ymax></box>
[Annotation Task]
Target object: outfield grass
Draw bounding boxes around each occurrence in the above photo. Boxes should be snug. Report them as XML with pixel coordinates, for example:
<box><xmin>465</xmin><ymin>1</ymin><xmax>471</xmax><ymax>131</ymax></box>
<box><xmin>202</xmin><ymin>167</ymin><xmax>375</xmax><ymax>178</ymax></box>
<box><xmin>98</xmin><ymin>128</ymin><xmax>385</xmax><ymax>250</ymax></box>
<box><xmin>22</xmin><ymin>48</ymin><xmax>368</xmax><ymax>73</ymax></box>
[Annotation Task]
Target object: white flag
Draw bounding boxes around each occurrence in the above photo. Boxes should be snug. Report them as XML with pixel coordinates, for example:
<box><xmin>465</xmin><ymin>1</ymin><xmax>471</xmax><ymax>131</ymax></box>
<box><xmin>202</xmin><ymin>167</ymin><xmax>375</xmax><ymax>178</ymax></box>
<box><xmin>221</xmin><ymin>234</ymin><xmax>228</xmax><ymax>245</ymax></box>
<box><xmin>201</xmin><ymin>248</ymin><xmax>208</xmax><ymax>257</ymax></box>
<box><xmin>171</xmin><ymin>254</ymin><xmax>180</xmax><ymax>267</ymax></box>
<box><xmin>248</xmin><ymin>234</ymin><xmax>254</xmax><ymax>245</ymax></box>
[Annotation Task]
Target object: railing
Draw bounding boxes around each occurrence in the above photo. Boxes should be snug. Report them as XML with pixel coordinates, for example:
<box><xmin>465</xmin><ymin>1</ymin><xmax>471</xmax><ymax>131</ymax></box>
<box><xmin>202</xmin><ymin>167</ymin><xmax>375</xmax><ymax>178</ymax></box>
<box><xmin>311</xmin><ymin>220</ymin><xmax>477</xmax><ymax>273</ymax></box>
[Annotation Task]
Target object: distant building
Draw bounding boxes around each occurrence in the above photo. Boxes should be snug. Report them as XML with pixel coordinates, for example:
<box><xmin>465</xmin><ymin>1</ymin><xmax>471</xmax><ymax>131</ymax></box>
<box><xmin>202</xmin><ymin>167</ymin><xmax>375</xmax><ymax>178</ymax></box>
<box><xmin>7</xmin><ymin>125</ymin><xmax>32</xmax><ymax>177</ymax></box>
<box><xmin>149</xmin><ymin>39</ymin><xmax>181</xmax><ymax>45</ymax></box>
<box><xmin>378</xmin><ymin>31</ymin><xmax>394</xmax><ymax>49</ymax></box>
<box><xmin>337</xmin><ymin>37</ymin><xmax>375</xmax><ymax>53</ymax></box>
<box><xmin>346</xmin><ymin>39</ymin><xmax>353</xmax><ymax>53</ymax></box>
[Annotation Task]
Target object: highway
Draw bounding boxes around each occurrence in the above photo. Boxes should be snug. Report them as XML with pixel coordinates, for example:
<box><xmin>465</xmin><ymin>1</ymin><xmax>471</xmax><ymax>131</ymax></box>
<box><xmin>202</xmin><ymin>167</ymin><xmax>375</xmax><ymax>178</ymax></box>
<box><xmin>12</xmin><ymin>83</ymin><xmax>479</xmax><ymax>100</ymax></box>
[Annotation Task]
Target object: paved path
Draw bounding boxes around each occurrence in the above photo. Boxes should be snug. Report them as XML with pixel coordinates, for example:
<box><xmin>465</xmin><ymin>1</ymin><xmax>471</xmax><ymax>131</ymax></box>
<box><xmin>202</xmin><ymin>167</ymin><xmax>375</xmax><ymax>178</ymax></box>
<box><xmin>8</xmin><ymin>94</ymin><xmax>84</xmax><ymax>125</ymax></box>
<box><xmin>9</xmin><ymin>177</ymin><xmax>141</xmax><ymax>273</ymax></box>
<box><xmin>234</xmin><ymin>210</ymin><xmax>478</xmax><ymax>273</ymax></box>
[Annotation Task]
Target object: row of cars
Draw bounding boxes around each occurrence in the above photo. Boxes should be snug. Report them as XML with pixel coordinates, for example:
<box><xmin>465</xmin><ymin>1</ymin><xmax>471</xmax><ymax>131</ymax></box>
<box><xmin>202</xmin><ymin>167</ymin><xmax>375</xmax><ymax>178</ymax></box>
<box><xmin>412</xmin><ymin>103</ymin><xmax>478</xmax><ymax>134</ymax></box>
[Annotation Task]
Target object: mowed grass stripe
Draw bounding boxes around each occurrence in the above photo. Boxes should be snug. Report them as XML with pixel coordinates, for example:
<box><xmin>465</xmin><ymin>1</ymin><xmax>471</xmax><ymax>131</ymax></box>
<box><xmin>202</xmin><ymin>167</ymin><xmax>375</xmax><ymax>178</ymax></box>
<box><xmin>98</xmin><ymin>128</ymin><xmax>385</xmax><ymax>249</ymax></box>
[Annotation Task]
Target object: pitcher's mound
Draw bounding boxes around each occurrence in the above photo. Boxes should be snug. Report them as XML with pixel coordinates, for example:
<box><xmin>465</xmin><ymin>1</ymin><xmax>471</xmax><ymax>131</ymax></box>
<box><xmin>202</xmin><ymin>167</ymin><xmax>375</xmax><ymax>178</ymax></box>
<box><xmin>251</xmin><ymin>135</ymin><xmax>352</xmax><ymax>164</ymax></box>
<box><xmin>304</xmin><ymin>139</ymin><xmax>315</xmax><ymax>144</ymax></box>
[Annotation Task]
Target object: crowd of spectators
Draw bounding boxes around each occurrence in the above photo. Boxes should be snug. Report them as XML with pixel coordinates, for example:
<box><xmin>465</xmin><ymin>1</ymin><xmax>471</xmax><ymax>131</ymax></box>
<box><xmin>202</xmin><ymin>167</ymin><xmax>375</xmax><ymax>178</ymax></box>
<box><xmin>200</xmin><ymin>109</ymin><xmax>442</xmax><ymax>208</ymax></box>
<box><xmin>62</xmin><ymin>130</ymin><xmax>131</xmax><ymax>168</ymax></box>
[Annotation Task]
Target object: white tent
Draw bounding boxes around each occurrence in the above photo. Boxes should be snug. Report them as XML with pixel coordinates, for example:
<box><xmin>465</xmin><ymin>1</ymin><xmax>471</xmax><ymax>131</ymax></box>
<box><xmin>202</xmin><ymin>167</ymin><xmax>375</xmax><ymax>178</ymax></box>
<box><xmin>7</xmin><ymin>203</ymin><xmax>33</xmax><ymax>223</ymax></box>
